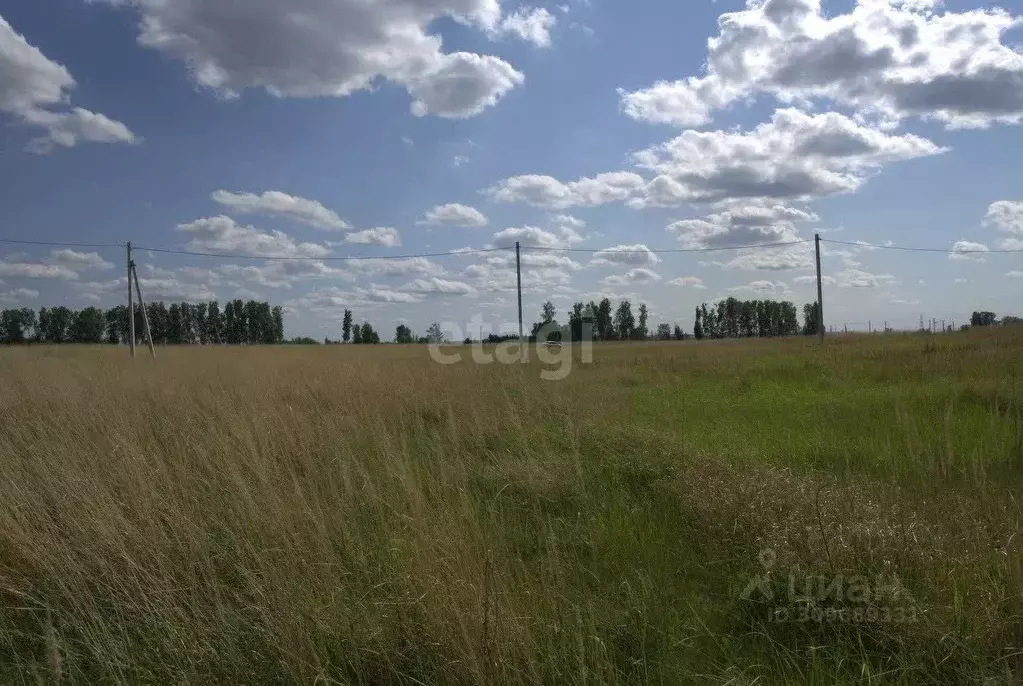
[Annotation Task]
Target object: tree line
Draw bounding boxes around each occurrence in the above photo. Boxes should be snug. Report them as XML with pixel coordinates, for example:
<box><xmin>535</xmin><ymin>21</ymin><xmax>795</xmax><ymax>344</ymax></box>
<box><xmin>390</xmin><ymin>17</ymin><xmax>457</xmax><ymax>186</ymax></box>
<box><xmin>693</xmin><ymin>298</ymin><xmax>806</xmax><ymax>339</ymax></box>
<box><xmin>522</xmin><ymin>297</ymin><xmax>814</xmax><ymax>344</ymax></box>
<box><xmin>0</xmin><ymin>300</ymin><xmax>285</xmax><ymax>345</ymax></box>
<box><xmin>524</xmin><ymin>298</ymin><xmax>660</xmax><ymax>343</ymax></box>
<box><xmin>324</xmin><ymin>309</ymin><xmax>382</xmax><ymax>344</ymax></box>
<box><xmin>970</xmin><ymin>311</ymin><xmax>1022</xmax><ymax>327</ymax></box>
<box><xmin>5</xmin><ymin>299</ymin><xmax>1012</xmax><ymax>347</ymax></box>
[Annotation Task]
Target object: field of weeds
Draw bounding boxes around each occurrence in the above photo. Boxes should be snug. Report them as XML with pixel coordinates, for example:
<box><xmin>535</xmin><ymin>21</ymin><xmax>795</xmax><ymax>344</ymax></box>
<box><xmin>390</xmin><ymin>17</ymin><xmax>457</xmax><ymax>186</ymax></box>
<box><xmin>0</xmin><ymin>330</ymin><xmax>1020</xmax><ymax>683</ymax></box>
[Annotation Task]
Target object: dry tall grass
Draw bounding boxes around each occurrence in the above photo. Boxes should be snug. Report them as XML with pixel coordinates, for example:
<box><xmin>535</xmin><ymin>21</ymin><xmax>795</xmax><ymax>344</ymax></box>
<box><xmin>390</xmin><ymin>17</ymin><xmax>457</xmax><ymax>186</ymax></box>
<box><xmin>0</xmin><ymin>331</ymin><xmax>1020</xmax><ymax>683</ymax></box>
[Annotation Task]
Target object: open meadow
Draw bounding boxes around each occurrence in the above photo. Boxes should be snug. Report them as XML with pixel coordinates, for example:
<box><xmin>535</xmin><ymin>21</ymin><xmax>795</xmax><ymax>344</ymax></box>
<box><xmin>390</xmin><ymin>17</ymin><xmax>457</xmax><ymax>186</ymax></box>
<box><xmin>0</xmin><ymin>331</ymin><xmax>1021</xmax><ymax>683</ymax></box>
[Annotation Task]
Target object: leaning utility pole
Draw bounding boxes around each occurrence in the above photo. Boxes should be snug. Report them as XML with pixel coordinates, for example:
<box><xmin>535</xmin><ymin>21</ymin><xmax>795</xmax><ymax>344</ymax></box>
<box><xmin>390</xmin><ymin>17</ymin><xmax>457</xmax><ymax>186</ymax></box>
<box><xmin>125</xmin><ymin>241</ymin><xmax>155</xmax><ymax>358</ymax></box>
<box><xmin>814</xmin><ymin>233</ymin><xmax>825</xmax><ymax>342</ymax></box>
<box><xmin>132</xmin><ymin>265</ymin><xmax>156</xmax><ymax>358</ymax></box>
<box><xmin>516</xmin><ymin>241</ymin><xmax>524</xmax><ymax>342</ymax></box>
<box><xmin>127</xmin><ymin>242</ymin><xmax>136</xmax><ymax>358</ymax></box>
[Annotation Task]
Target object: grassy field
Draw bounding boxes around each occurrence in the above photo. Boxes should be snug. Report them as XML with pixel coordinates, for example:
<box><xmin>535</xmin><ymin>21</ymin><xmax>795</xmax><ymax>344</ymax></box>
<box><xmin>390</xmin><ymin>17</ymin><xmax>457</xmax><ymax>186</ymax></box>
<box><xmin>0</xmin><ymin>330</ymin><xmax>1020</xmax><ymax>683</ymax></box>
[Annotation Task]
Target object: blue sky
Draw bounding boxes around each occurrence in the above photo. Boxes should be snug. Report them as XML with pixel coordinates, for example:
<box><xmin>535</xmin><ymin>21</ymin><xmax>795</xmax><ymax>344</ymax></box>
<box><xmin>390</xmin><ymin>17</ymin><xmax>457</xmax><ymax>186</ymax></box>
<box><xmin>1</xmin><ymin>0</ymin><xmax>1022</xmax><ymax>339</ymax></box>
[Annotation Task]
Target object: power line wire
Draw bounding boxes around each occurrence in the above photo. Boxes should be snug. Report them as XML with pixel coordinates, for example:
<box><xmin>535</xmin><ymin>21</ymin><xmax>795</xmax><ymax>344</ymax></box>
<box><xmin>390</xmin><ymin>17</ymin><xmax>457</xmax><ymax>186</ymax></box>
<box><xmin>132</xmin><ymin>245</ymin><xmax>512</xmax><ymax>261</ymax></box>
<box><xmin>522</xmin><ymin>239</ymin><xmax>812</xmax><ymax>254</ymax></box>
<box><xmin>0</xmin><ymin>238</ymin><xmax>125</xmax><ymax>249</ymax></box>
<box><xmin>822</xmin><ymin>238</ymin><xmax>1023</xmax><ymax>254</ymax></box>
<box><xmin>5</xmin><ymin>234</ymin><xmax>1019</xmax><ymax>259</ymax></box>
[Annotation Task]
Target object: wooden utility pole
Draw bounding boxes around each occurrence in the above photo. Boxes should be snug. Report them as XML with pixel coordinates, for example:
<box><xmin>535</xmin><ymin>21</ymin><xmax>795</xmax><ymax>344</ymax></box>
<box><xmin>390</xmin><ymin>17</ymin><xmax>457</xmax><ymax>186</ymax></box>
<box><xmin>516</xmin><ymin>241</ymin><xmax>523</xmax><ymax>342</ymax></box>
<box><xmin>132</xmin><ymin>265</ymin><xmax>156</xmax><ymax>358</ymax></box>
<box><xmin>814</xmin><ymin>233</ymin><xmax>825</xmax><ymax>343</ymax></box>
<box><xmin>127</xmin><ymin>242</ymin><xmax>136</xmax><ymax>358</ymax></box>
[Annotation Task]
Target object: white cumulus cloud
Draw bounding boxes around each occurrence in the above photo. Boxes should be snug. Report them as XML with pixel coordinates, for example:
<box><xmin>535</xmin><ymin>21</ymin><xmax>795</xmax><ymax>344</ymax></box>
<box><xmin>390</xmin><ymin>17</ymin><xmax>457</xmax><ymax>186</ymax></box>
<box><xmin>495</xmin><ymin>7</ymin><xmax>557</xmax><ymax>47</ymax></box>
<box><xmin>629</xmin><ymin>109</ymin><xmax>944</xmax><ymax>207</ymax></box>
<box><xmin>0</xmin><ymin>261</ymin><xmax>79</xmax><ymax>280</ymax></box>
<box><xmin>47</xmin><ymin>249</ymin><xmax>114</xmax><ymax>271</ymax></box>
<box><xmin>212</xmin><ymin>190</ymin><xmax>349</xmax><ymax>231</ymax></box>
<box><xmin>984</xmin><ymin>200</ymin><xmax>1023</xmax><ymax>248</ymax></box>
<box><xmin>342</xmin><ymin>227</ymin><xmax>402</xmax><ymax>248</ymax></box>
<box><xmin>590</xmin><ymin>244</ymin><xmax>661</xmax><ymax>267</ymax></box>
<box><xmin>486</xmin><ymin>172</ymin><xmax>645</xmax><ymax>209</ymax></box>
<box><xmin>0</xmin><ymin>288</ymin><xmax>40</xmax><ymax>303</ymax></box>
<box><xmin>795</xmin><ymin>269</ymin><xmax>898</xmax><ymax>287</ymax></box>
<box><xmin>667</xmin><ymin>203</ymin><xmax>817</xmax><ymax>248</ymax></box>
<box><xmin>400</xmin><ymin>277</ymin><xmax>477</xmax><ymax>297</ymax></box>
<box><xmin>619</xmin><ymin>0</ymin><xmax>1023</xmax><ymax>130</ymax></box>
<box><xmin>0</xmin><ymin>15</ymin><xmax>136</xmax><ymax>152</ymax></box>
<box><xmin>94</xmin><ymin>0</ymin><xmax>531</xmax><ymax>118</ymax></box>
<box><xmin>491</xmin><ymin>226</ymin><xmax>567</xmax><ymax>249</ymax></box>
<box><xmin>668</xmin><ymin>276</ymin><xmax>707</xmax><ymax>289</ymax></box>
<box><xmin>601</xmin><ymin>268</ymin><xmax>661</xmax><ymax>286</ymax></box>
<box><xmin>418</xmin><ymin>203</ymin><xmax>489</xmax><ymax>227</ymax></box>
<box><xmin>950</xmin><ymin>240</ymin><xmax>989</xmax><ymax>261</ymax></box>
<box><xmin>177</xmin><ymin>215</ymin><xmax>331</xmax><ymax>258</ymax></box>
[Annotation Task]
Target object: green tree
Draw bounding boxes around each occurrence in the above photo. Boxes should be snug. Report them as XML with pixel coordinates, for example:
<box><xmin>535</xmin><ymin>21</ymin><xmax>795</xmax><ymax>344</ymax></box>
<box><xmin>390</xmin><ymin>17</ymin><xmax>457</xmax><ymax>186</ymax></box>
<box><xmin>395</xmin><ymin>324</ymin><xmax>414</xmax><ymax>344</ymax></box>
<box><xmin>272</xmin><ymin>306</ymin><xmax>284</xmax><ymax>343</ymax></box>
<box><xmin>781</xmin><ymin>301</ymin><xmax>799</xmax><ymax>336</ymax></box>
<box><xmin>36</xmin><ymin>307</ymin><xmax>49</xmax><ymax>342</ymax></box>
<box><xmin>694</xmin><ymin>307</ymin><xmax>704</xmax><ymax>340</ymax></box>
<box><xmin>425</xmin><ymin>322</ymin><xmax>444</xmax><ymax>344</ymax></box>
<box><xmin>168</xmin><ymin>303</ymin><xmax>184</xmax><ymax>344</ymax></box>
<box><xmin>971</xmin><ymin>311</ymin><xmax>997</xmax><ymax>327</ymax></box>
<box><xmin>243</xmin><ymin>301</ymin><xmax>261</xmax><ymax>344</ymax></box>
<box><xmin>352</xmin><ymin>322</ymin><xmax>363</xmax><ymax>344</ymax></box>
<box><xmin>531</xmin><ymin>301</ymin><xmax>561</xmax><ymax>342</ymax></box>
<box><xmin>756</xmin><ymin>300</ymin><xmax>770</xmax><ymax>337</ymax></box>
<box><xmin>581</xmin><ymin>302</ymin><xmax>595</xmax><ymax>341</ymax></box>
<box><xmin>656</xmin><ymin>323</ymin><xmax>672</xmax><ymax>340</ymax></box>
<box><xmin>360</xmin><ymin>322</ymin><xmax>379</xmax><ymax>344</ymax></box>
<box><xmin>635</xmin><ymin>303</ymin><xmax>648</xmax><ymax>340</ymax></box>
<box><xmin>19</xmin><ymin>308</ymin><xmax>36</xmax><ymax>341</ymax></box>
<box><xmin>802</xmin><ymin>302</ymin><xmax>820</xmax><ymax>336</ymax></box>
<box><xmin>193</xmin><ymin>302</ymin><xmax>209</xmax><ymax>344</ymax></box>
<box><xmin>180</xmin><ymin>302</ymin><xmax>195</xmax><ymax>344</ymax></box>
<box><xmin>614</xmin><ymin>300</ymin><xmax>635</xmax><ymax>340</ymax></box>
<box><xmin>70</xmin><ymin>307</ymin><xmax>106</xmax><ymax>343</ymax></box>
<box><xmin>739</xmin><ymin>301</ymin><xmax>755</xmax><ymax>337</ymax></box>
<box><xmin>700</xmin><ymin>304</ymin><xmax>715</xmax><ymax>339</ymax></box>
<box><xmin>594</xmin><ymin>298</ymin><xmax>613</xmax><ymax>341</ymax></box>
<box><xmin>45</xmin><ymin>306</ymin><xmax>74</xmax><ymax>343</ymax></box>
<box><xmin>224</xmin><ymin>300</ymin><xmax>247</xmax><ymax>344</ymax></box>
<box><xmin>143</xmin><ymin>302</ymin><xmax>163</xmax><ymax>344</ymax></box>
<box><xmin>0</xmin><ymin>309</ymin><xmax>34</xmax><ymax>344</ymax></box>
<box><xmin>206</xmin><ymin>301</ymin><xmax>222</xmax><ymax>344</ymax></box>
<box><xmin>541</xmin><ymin>301</ymin><xmax>556</xmax><ymax>325</ymax></box>
<box><xmin>342</xmin><ymin>309</ymin><xmax>353</xmax><ymax>343</ymax></box>
<box><xmin>105</xmin><ymin>306</ymin><xmax>127</xmax><ymax>344</ymax></box>
<box><xmin>567</xmin><ymin>302</ymin><xmax>585</xmax><ymax>342</ymax></box>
